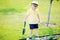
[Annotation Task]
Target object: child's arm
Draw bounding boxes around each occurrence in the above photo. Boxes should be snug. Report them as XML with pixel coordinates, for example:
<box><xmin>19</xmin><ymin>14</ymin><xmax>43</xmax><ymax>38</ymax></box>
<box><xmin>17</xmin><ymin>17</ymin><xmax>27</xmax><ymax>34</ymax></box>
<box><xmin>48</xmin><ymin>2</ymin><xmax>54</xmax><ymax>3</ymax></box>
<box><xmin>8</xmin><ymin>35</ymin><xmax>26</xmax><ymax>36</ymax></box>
<box><xmin>24</xmin><ymin>11</ymin><xmax>29</xmax><ymax>21</ymax></box>
<box><xmin>37</xmin><ymin>13</ymin><xmax>40</xmax><ymax>23</ymax></box>
<box><xmin>24</xmin><ymin>15</ymin><xmax>28</xmax><ymax>21</ymax></box>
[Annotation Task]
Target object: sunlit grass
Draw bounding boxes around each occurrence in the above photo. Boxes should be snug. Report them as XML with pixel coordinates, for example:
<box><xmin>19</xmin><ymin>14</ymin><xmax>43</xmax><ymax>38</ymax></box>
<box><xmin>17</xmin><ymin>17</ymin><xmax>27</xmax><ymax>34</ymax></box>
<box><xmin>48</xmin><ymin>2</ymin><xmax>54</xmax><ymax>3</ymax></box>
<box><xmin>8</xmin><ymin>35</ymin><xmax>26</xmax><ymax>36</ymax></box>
<box><xmin>0</xmin><ymin>0</ymin><xmax>60</xmax><ymax>40</ymax></box>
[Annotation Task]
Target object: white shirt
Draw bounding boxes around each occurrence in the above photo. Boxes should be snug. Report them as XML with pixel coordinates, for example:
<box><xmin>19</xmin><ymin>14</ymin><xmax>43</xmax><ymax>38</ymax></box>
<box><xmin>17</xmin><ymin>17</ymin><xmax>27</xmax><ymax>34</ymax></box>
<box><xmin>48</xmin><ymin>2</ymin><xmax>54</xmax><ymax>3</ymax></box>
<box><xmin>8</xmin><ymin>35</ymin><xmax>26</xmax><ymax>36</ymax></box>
<box><xmin>26</xmin><ymin>9</ymin><xmax>39</xmax><ymax>24</ymax></box>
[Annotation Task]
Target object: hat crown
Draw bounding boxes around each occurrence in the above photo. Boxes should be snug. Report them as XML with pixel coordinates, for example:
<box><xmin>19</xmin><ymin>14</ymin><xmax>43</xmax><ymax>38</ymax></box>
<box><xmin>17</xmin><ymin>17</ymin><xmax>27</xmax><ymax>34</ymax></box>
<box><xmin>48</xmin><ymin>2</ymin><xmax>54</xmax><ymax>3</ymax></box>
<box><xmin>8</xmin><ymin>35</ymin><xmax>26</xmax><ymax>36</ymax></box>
<box><xmin>32</xmin><ymin>1</ymin><xmax>38</xmax><ymax>4</ymax></box>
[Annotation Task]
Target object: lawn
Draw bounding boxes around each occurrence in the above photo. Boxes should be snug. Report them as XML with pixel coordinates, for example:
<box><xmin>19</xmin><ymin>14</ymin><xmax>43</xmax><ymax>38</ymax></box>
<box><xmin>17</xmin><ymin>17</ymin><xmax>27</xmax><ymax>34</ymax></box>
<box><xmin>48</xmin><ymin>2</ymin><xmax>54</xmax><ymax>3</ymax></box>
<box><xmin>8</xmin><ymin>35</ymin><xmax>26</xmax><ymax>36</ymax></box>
<box><xmin>0</xmin><ymin>0</ymin><xmax>60</xmax><ymax>40</ymax></box>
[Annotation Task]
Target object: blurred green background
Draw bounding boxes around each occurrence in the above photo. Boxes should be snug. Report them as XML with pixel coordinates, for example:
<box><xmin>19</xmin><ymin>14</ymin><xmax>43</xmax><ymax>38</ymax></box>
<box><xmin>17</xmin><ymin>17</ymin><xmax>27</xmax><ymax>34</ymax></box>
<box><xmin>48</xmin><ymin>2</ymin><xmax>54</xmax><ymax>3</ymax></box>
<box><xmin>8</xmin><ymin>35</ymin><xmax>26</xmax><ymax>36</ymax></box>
<box><xmin>0</xmin><ymin>0</ymin><xmax>60</xmax><ymax>40</ymax></box>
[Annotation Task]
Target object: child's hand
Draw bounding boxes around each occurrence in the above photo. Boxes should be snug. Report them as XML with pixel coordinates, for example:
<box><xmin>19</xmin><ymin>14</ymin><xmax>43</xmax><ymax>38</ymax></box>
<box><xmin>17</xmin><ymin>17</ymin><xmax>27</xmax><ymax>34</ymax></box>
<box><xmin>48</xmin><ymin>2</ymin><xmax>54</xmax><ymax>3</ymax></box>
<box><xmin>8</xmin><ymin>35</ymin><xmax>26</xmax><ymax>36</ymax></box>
<box><xmin>38</xmin><ymin>20</ymin><xmax>40</xmax><ymax>23</ymax></box>
<box><xmin>24</xmin><ymin>19</ymin><xmax>26</xmax><ymax>22</ymax></box>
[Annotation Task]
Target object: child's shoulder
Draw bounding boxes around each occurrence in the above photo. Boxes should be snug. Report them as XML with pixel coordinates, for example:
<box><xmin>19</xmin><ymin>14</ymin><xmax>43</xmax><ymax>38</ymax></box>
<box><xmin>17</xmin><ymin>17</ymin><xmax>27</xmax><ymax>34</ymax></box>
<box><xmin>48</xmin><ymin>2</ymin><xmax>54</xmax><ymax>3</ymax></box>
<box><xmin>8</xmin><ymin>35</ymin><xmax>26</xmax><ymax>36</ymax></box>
<box><xmin>26</xmin><ymin>9</ymin><xmax>31</xmax><ymax>13</ymax></box>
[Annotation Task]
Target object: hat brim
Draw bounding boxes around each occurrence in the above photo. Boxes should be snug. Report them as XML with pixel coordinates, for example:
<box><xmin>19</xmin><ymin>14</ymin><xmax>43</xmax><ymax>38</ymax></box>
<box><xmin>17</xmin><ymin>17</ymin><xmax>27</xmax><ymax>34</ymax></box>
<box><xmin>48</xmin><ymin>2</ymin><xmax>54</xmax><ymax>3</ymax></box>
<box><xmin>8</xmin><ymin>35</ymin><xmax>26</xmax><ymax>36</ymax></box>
<box><xmin>31</xmin><ymin>3</ymin><xmax>38</xmax><ymax>7</ymax></box>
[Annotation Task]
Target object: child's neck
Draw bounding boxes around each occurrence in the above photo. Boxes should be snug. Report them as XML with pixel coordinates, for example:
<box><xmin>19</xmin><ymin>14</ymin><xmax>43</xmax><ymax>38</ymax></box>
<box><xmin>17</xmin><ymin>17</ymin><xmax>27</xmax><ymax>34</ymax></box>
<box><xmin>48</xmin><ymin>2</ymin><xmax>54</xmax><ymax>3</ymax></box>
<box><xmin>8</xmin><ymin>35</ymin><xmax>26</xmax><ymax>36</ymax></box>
<box><xmin>32</xmin><ymin>8</ymin><xmax>36</xmax><ymax>11</ymax></box>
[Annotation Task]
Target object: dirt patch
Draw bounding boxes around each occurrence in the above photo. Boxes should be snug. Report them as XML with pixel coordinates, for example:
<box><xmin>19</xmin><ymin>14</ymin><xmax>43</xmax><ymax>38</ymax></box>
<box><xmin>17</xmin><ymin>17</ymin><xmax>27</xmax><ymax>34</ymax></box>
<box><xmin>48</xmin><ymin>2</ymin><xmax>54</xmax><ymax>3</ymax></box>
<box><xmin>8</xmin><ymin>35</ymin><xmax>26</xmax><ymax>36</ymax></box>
<box><xmin>41</xmin><ymin>23</ymin><xmax>57</xmax><ymax>27</ymax></box>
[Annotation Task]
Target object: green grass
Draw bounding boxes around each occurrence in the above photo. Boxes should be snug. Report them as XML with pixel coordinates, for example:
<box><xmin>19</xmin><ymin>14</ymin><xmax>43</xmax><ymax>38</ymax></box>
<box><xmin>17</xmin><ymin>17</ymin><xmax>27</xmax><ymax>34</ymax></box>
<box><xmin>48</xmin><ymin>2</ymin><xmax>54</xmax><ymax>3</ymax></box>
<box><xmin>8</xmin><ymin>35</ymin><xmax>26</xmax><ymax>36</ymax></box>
<box><xmin>0</xmin><ymin>0</ymin><xmax>60</xmax><ymax>40</ymax></box>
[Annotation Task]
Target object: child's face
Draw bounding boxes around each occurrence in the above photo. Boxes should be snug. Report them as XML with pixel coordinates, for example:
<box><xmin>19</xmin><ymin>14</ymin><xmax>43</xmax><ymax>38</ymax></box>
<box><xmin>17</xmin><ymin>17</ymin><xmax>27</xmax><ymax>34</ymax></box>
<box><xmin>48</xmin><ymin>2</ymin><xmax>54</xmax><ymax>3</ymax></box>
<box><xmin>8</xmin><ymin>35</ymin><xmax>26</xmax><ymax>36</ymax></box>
<box><xmin>31</xmin><ymin>4</ymin><xmax>38</xmax><ymax>10</ymax></box>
